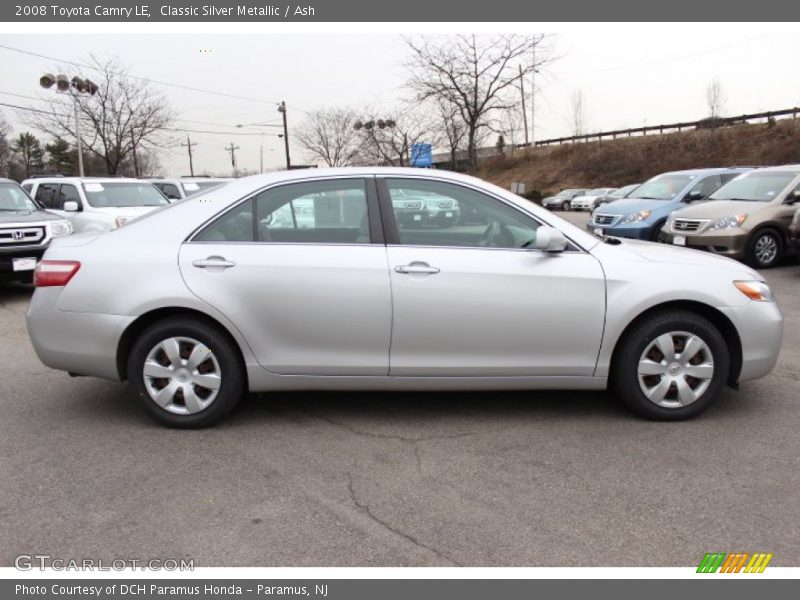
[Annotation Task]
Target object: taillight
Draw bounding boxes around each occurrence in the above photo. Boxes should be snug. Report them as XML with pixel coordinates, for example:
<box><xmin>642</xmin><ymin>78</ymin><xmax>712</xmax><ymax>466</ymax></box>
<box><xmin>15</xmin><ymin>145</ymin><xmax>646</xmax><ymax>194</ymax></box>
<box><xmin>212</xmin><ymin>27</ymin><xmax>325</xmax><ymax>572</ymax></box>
<box><xmin>34</xmin><ymin>260</ymin><xmax>81</xmax><ymax>287</ymax></box>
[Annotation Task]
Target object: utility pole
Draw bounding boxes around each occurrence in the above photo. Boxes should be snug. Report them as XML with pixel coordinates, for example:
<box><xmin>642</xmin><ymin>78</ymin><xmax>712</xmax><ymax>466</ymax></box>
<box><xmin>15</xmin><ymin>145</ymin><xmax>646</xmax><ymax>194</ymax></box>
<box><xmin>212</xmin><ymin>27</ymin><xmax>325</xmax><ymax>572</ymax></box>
<box><xmin>259</xmin><ymin>133</ymin><xmax>264</xmax><ymax>174</ymax></box>
<box><xmin>225</xmin><ymin>142</ymin><xmax>240</xmax><ymax>169</ymax></box>
<box><xmin>70</xmin><ymin>91</ymin><xmax>85</xmax><ymax>177</ymax></box>
<box><xmin>130</xmin><ymin>127</ymin><xmax>139</xmax><ymax>177</ymax></box>
<box><xmin>518</xmin><ymin>64</ymin><xmax>529</xmax><ymax>146</ymax></box>
<box><xmin>530</xmin><ymin>41</ymin><xmax>536</xmax><ymax>146</ymax></box>
<box><xmin>278</xmin><ymin>101</ymin><xmax>291</xmax><ymax>169</ymax></box>
<box><xmin>181</xmin><ymin>136</ymin><xmax>196</xmax><ymax>176</ymax></box>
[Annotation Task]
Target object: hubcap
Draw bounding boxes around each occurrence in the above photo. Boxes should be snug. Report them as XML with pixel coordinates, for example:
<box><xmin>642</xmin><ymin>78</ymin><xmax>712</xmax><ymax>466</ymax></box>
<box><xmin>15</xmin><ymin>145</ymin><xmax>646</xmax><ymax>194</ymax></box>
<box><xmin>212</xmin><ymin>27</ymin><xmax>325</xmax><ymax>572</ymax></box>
<box><xmin>142</xmin><ymin>336</ymin><xmax>221</xmax><ymax>415</ymax></box>
<box><xmin>637</xmin><ymin>331</ymin><xmax>714</xmax><ymax>409</ymax></box>
<box><xmin>754</xmin><ymin>234</ymin><xmax>778</xmax><ymax>265</ymax></box>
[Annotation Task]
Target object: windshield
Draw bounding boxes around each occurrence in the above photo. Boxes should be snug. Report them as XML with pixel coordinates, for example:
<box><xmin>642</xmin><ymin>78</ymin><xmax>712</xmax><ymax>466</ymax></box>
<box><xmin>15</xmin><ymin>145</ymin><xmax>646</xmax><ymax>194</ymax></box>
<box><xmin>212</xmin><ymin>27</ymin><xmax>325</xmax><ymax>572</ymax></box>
<box><xmin>556</xmin><ymin>189</ymin><xmax>578</xmax><ymax>197</ymax></box>
<box><xmin>181</xmin><ymin>181</ymin><xmax>228</xmax><ymax>196</ymax></box>
<box><xmin>611</xmin><ymin>184</ymin><xmax>638</xmax><ymax>198</ymax></box>
<box><xmin>708</xmin><ymin>172</ymin><xmax>796</xmax><ymax>202</ymax></box>
<box><xmin>631</xmin><ymin>174</ymin><xmax>695</xmax><ymax>200</ymax></box>
<box><xmin>83</xmin><ymin>182</ymin><xmax>169</xmax><ymax>208</ymax></box>
<box><xmin>0</xmin><ymin>182</ymin><xmax>38</xmax><ymax>211</ymax></box>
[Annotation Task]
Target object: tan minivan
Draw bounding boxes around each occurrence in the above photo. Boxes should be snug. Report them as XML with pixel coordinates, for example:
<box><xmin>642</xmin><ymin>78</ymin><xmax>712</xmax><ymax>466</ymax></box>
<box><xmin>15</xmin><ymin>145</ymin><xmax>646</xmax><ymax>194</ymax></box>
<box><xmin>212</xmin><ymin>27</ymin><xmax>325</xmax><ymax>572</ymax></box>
<box><xmin>660</xmin><ymin>165</ymin><xmax>800</xmax><ymax>268</ymax></box>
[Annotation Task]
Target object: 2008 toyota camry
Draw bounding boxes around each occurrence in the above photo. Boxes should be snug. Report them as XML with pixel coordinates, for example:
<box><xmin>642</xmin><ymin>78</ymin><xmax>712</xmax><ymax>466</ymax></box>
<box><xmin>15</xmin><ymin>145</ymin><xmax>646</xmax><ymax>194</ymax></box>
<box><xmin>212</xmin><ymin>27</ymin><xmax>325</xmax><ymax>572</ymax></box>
<box><xmin>26</xmin><ymin>168</ymin><xmax>783</xmax><ymax>427</ymax></box>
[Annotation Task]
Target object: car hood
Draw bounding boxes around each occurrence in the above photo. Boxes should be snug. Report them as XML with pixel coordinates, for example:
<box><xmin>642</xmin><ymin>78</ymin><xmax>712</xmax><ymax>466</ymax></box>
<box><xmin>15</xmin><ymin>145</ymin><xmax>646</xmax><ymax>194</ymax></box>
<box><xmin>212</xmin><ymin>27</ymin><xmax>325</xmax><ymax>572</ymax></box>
<box><xmin>0</xmin><ymin>209</ymin><xmax>65</xmax><ymax>223</ymax></box>
<box><xmin>671</xmin><ymin>199</ymin><xmax>773</xmax><ymax>219</ymax></box>
<box><xmin>597</xmin><ymin>197</ymin><xmax>675</xmax><ymax>215</ymax></box>
<box><xmin>611</xmin><ymin>237</ymin><xmax>758</xmax><ymax>273</ymax></box>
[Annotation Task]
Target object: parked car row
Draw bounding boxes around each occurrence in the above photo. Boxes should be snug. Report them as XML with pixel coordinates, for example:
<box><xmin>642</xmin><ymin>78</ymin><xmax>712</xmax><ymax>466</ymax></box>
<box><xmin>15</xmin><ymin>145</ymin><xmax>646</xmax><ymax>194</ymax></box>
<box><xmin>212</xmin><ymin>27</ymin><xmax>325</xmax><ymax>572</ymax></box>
<box><xmin>585</xmin><ymin>166</ymin><xmax>800</xmax><ymax>269</ymax></box>
<box><xmin>1</xmin><ymin>176</ymin><xmax>233</xmax><ymax>283</ymax></box>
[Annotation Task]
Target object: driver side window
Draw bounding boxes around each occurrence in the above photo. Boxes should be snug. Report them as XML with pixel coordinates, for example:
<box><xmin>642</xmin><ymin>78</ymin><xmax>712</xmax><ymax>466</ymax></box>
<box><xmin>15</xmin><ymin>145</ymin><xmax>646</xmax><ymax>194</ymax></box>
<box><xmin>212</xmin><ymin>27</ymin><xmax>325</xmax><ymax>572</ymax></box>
<box><xmin>385</xmin><ymin>179</ymin><xmax>540</xmax><ymax>250</ymax></box>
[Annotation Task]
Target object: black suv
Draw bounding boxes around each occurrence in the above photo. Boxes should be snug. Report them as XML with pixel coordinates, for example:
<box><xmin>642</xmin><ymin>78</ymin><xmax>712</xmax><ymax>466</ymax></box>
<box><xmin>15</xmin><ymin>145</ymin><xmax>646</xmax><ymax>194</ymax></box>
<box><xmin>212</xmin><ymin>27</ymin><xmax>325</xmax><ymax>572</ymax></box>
<box><xmin>1</xmin><ymin>178</ymin><xmax>73</xmax><ymax>283</ymax></box>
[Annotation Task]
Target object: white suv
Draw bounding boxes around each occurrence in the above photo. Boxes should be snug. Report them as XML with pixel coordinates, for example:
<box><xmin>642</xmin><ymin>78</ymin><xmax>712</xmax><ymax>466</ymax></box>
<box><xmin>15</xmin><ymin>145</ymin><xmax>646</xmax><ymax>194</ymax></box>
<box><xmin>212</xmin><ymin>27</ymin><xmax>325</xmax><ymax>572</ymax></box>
<box><xmin>21</xmin><ymin>177</ymin><xmax>169</xmax><ymax>233</ymax></box>
<box><xmin>147</xmin><ymin>177</ymin><xmax>232</xmax><ymax>201</ymax></box>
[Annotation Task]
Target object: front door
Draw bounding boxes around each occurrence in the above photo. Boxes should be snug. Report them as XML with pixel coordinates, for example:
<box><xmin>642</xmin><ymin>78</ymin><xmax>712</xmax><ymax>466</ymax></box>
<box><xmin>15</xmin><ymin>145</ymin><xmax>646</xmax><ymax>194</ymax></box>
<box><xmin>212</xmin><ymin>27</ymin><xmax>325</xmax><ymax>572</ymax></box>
<box><xmin>380</xmin><ymin>177</ymin><xmax>606</xmax><ymax>377</ymax></box>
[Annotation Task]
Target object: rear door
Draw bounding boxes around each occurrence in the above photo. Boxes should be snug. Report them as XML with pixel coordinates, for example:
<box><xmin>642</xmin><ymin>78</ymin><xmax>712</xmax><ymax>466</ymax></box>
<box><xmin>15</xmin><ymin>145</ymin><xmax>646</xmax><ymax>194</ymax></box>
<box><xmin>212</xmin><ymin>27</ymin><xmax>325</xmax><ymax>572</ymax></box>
<box><xmin>179</xmin><ymin>177</ymin><xmax>393</xmax><ymax>376</ymax></box>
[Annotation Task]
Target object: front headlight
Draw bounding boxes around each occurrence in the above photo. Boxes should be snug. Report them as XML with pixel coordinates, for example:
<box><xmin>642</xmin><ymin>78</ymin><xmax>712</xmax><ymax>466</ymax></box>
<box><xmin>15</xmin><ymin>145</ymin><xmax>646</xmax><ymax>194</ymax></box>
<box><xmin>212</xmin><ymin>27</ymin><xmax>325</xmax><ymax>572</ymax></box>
<box><xmin>711</xmin><ymin>214</ymin><xmax>747</xmax><ymax>230</ymax></box>
<box><xmin>50</xmin><ymin>219</ymin><xmax>73</xmax><ymax>238</ymax></box>
<box><xmin>734</xmin><ymin>280</ymin><xmax>774</xmax><ymax>302</ymax></box>
<box><xmin>622</xmin><ymin>210</ymin><xmax>651</xmax><ymax>224</ymax></box>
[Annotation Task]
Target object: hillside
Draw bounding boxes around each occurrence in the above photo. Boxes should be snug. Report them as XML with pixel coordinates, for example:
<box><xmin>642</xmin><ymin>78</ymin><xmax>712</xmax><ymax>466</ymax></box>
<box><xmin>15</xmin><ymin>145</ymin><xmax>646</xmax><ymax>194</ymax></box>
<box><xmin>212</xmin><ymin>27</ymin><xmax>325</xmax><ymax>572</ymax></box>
<box><xmin>479</xmin><ymin>119</ymin><xmax>800</xmax><ymax>198</ymax></box>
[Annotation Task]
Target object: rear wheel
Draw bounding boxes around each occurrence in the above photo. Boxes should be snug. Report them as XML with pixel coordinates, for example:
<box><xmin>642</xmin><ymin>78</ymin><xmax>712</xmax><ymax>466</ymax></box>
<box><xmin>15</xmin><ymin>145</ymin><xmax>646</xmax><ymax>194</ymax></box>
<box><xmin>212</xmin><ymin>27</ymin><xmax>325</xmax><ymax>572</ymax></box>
<box><xmin>746</xmin><ymin>229</ymin><xmax>783</xmax><ymax>269</ymax></box>
<box><xmin>127</xmin><ymin>317</ymin><xmax>245</xmax><ymax>428</ymax></box>
<box><xmin>611</xmin><ymin>310</ymin><xmax>729</xmax><ymax>420</ymax></box>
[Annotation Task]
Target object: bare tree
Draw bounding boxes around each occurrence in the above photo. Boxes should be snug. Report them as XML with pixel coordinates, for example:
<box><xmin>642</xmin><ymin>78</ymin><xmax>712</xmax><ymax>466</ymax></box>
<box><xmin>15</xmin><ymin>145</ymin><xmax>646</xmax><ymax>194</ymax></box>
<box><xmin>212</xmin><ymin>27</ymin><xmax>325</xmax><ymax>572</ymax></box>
<box><xmin>295</xmin><ymin>107</ymin><xmax>360</xmax><ymax>167</ymax></box>
<box><xmin>568</xmin><ymin>90</ymin><xmax>588</xmax><ymax>137</ymax></box>
<box><xmin>436</xmin><ymin>100</ymin><xmax>467</xmax><ymax>170</ymax></box>
<box><xmin>706</xmin><ymin>77</ymin><xmax>727</xmax><ymax>119</ymax></box>
<box><xmin>29</xmin><ymin>56</ymin><xmax>174</xmax><ymax>175</ymax></box>
<box><xmin>405</xmin><ymin>34</ymin><xmax>553</xmax><ymax>173</ymax></box>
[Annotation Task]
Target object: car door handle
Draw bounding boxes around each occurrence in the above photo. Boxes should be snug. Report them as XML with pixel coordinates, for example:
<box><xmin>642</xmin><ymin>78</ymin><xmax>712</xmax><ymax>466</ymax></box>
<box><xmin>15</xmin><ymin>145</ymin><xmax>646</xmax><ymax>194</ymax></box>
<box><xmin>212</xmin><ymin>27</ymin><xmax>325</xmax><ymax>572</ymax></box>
<box><xmin>192</xmin><ymin>257</ymin><xmax>236</xmax><ymax>269</ymax></box>
<box><xmin>395</xmin><ymin>263</ymin><xmax>440</xmax><ymax>275</ymax></box>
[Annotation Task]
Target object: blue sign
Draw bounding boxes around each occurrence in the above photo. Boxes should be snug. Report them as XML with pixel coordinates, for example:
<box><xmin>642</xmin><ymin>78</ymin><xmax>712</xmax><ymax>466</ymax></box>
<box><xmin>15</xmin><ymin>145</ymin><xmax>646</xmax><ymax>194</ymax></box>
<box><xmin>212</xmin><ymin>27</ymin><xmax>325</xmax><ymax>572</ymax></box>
<box><xmin>410</xmin><ymin>143</ymin><xmax>433</xmax><ymax>167</ymax></box>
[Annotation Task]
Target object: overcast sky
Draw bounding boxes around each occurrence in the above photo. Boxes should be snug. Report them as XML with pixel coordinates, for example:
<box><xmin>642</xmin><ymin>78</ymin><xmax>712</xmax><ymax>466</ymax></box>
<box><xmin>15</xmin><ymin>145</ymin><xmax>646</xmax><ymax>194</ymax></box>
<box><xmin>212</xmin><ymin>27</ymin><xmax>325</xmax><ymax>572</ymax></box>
<box><xmin>0</xmin><ymin>30</ymin><xmax>796</xmax><ymax>175</ymax></box>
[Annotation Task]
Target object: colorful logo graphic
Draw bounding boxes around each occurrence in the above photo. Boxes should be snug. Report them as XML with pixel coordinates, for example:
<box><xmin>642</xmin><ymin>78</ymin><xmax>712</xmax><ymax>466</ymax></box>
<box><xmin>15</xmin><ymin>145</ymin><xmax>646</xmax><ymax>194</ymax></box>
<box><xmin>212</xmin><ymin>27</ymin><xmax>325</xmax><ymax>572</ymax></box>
<box><xmin>697</xmin><ymin>552</ymin><xmax>773</xmax><ymax>573</ymax></box>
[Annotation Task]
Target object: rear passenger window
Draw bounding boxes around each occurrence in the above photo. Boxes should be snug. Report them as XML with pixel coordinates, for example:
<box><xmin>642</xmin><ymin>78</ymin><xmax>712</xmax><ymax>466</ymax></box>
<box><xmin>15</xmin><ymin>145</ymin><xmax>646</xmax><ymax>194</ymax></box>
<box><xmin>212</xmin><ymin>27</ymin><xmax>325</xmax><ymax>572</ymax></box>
<box><xmin>255</xmin><ymin>179</ymin><xmax>370</xmax><ymax>244</ymax></box>
<box><xmin>35</xmin><ymin>183</ymin><xmax>60</xmax><ymax>209</ymax></box>
<box><xmin>194</xmin><ymin>200</ymin><xmax>254</xmax><ymax>242</ymax></box>
<box><xmin>162</xmin><ymin>184</ymin><xmax>181</xmax><ymax>200</ymax></box>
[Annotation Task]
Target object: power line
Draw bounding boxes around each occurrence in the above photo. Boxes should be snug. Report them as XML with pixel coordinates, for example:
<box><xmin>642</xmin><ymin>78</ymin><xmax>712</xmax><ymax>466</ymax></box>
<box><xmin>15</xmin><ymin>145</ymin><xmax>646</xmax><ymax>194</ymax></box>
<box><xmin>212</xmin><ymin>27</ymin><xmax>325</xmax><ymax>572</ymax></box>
<box><xmin>0</xmin><ymin>100</ymin><xmax>283</xmax><ymax>137</ymax></box>
<box><xmin>0</xmin><ymin>43</ymin><xmax>285</xmax><ymax>106</ymax></box>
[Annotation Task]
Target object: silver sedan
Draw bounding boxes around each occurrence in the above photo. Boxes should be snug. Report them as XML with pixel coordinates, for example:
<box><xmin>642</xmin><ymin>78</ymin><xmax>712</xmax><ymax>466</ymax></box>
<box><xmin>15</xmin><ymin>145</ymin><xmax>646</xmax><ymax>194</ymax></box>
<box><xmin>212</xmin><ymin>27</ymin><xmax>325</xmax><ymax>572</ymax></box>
<box><xmin>27</xmin><ymin>168</ymin><xmax>783</xmax><ymax>427</ymax></box>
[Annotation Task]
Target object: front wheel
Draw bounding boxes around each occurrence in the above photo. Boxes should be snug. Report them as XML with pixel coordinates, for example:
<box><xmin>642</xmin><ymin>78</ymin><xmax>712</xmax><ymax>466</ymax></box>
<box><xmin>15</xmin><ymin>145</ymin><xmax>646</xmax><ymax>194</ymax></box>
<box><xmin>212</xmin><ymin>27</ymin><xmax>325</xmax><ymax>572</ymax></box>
<box><xmin>128</xmin><ymin>317</ymin><xmax>245</xmax><ymax>428</ymax></box>
<box><xmin>561</xmin><ymin>201</ymin><xmax>570</xmax><ymax>211</ymax></box>
<box><xmin>611</xmin><ymin>310</ymin><xmax>730</xmax><ymax>420</ymax></box>
<box><xmin>746</xmin><ymin>229</ymin><xmax>783</xmax><ymax>269</ymax></box>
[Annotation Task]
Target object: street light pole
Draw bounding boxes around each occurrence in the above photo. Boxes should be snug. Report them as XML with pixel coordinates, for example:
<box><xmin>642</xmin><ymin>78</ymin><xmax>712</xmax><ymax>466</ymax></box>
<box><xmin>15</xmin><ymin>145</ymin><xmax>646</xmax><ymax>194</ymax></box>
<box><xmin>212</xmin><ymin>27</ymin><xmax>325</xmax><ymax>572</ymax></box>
<box><xmin>39</xmin><ymin>73</ymin><xmax>98</xmax><ymax>177</ymax></box>
<box><xmin>70</xmin><ymin>89</ymin><xmax>85</xmax><ymax>176</ymax></box>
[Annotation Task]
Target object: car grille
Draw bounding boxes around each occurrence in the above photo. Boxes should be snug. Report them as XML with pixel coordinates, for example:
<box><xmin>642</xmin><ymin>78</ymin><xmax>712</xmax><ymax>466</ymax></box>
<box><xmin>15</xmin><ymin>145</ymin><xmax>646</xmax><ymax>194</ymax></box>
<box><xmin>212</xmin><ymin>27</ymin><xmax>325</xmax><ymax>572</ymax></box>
<box><xmin>672</xmin><ymin>218</ymin><xmax>707</xmax><ymax>233</ymax></box>
<box><xmin>0</xmin><ymin>226</ymin><xmax>46</xmax><ymax>246</ymax></box>
<box><xmin>593</xmin><ymin>214</ymin><xmax>618</xmax><ymax>226</ymax></box>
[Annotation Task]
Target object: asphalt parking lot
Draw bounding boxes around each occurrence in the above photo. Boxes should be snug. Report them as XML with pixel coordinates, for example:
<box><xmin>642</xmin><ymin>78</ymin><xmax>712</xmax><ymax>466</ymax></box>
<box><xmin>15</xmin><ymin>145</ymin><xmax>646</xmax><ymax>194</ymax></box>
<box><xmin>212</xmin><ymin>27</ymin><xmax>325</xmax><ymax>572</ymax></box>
<box><xmin>1</xmin><ymin>215</ymin><xmax>798</xmax><ymax>568</ymax></box>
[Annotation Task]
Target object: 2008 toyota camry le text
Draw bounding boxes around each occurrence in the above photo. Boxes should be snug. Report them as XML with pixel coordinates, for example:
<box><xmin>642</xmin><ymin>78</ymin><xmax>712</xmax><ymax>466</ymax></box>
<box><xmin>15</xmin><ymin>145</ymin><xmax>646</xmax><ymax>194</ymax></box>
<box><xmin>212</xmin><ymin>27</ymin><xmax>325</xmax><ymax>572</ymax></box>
<box><xmin>26</xmin><ymin>168</ymin><xmax>783</xmax><ymax>428</ymax></box>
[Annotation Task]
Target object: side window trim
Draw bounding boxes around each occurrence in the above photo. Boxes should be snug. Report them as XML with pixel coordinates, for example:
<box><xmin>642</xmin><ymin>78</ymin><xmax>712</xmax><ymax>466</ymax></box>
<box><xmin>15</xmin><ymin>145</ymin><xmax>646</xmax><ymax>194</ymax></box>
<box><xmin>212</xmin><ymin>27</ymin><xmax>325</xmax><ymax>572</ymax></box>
<box><xmin>189</xmin><ymin>176</ymin><xmax>384</xmax><ymax>245</ymax></box>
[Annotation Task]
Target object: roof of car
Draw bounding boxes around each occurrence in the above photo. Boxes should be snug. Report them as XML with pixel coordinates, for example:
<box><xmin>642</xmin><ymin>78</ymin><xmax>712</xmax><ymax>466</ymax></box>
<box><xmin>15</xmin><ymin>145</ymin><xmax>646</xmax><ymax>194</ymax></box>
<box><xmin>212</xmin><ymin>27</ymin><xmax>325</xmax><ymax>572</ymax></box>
<box><xmin>654</xmin><ymin>167</ymin><xmax>752</xmax><ymax>177</ymax></box>
<box><xmin>0</xmin><ymin>178</ymin><xmax>21</xmax><ymax>184</ymax></box>
<box><xmin>747</xmin><ymin>164</ymin><xmax>800</xmax><ymax>173</ymax></box>
<box><xmin>22</xmin><ymin>176</ymin><xmax>146</xmax><ymax>184</ymax></box>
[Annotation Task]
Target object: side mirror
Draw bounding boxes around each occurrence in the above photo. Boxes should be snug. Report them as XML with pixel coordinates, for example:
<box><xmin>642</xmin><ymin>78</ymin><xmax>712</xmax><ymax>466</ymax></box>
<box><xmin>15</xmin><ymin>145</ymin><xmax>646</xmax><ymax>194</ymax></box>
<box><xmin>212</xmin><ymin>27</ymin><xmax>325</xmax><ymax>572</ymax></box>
<box><xmin>788</xmin><ymin>190</ymin><xmax>800</xmax><ymax>204</ymax></box>
<box><xmin>534</xmin><ymin>225</ymin><xmax>568</xmax><ymax>253</ymax></box>
<box><xmin>686</xmin><ymin>190</ymin><xmax>704</xmax><ymax>202</ymax></box>
<box><xmin>62</xmin><ymin>200</ymin><xmax>79</xmax><ymax>212</ymax></box>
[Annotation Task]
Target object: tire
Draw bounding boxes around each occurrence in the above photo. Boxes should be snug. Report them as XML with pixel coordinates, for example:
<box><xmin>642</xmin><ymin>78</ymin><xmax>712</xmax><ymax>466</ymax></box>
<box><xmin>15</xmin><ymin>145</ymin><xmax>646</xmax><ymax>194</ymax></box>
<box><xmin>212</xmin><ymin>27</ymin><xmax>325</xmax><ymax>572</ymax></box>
<box><xmin>562</xmin><ymin>201</ymin><xmax>570</xmax><ymax>211</ymax></box>
<box><xmin>746</xmin><ymin>229</ymin><xmax>783</xmax><ymax>269</ymax></box>
<box><xmin>127</xmin><ymin>317</ymin><xmax>245</xmax><ymax>428</ymax></box>
<box><xmin>650</xmin><ymin>221</ymin><xmax>666</xmax><ymax>242</ymax></box>
<box><xmin>611</xmin><ymin>310</ymin><xmax>730</xmax><ymax>420</ymax></box>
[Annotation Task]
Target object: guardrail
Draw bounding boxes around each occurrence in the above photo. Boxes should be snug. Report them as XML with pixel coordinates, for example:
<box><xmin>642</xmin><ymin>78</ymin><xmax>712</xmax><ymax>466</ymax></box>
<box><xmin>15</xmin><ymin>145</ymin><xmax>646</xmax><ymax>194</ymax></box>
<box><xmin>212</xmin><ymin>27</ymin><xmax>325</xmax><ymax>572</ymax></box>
<box><xmin>527</xmin><ymin>107</ymin><xmax>800</xmax><ymax>147</ymax></box>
